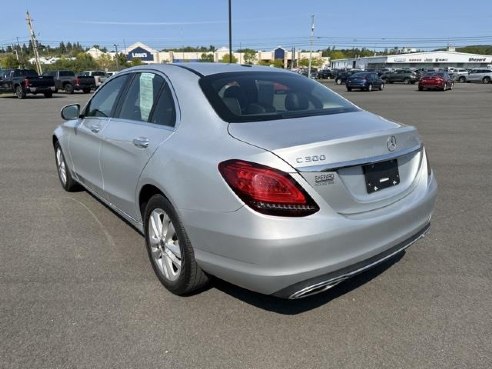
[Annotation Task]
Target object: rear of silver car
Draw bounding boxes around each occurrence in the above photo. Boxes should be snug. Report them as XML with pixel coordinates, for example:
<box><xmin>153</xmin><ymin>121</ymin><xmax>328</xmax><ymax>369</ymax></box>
<box><xmin>187</xmin><ymin>112</ymin><xmax>437</xmax><ymax>299</ymax></box>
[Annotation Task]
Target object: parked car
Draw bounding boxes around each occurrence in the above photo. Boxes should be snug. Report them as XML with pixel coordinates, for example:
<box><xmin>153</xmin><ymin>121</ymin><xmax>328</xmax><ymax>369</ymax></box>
<box><xmin>300</xmin><ymin>69</ymin><xmax>317</xmax><ymax>79</ymax></box>
<box><xmin>79</xmin><ymin>70</ymin><xmax>107</xmax><ymax>86</ymax></box>
<box><xmin>418</xmin><ymin>71</ymin><xmax>454</xmax><ymax>91</ymax></box>
<box><xmin>42</xmin><ymin>70</ymin><xmax>95</xmax><ymax>94</ymax></box>
<box><xmin>382</xmin><ymin>69</ymin><xmax>419</xmax><ymax>84</ymax></box>
<box><xmin>317</xmin><ymin>69</ymin><xmax>334</xmax><ymax>79</ymax></box>
<box><xmin>53</xmin><ymin>63</ymin><xmax>437</xmax><ymax>299</ymax></box>
<box><xmin>466</xmin><ymin>68</ymin><xmax>492</xmax><ymax>84</ymax></box>
<box><xmin>334</xmin><ymin>70</ymin><xmax>362</xmax><ymax>85</ymax></box>
<box><xmin>0</xmin><ymin>69</ymin><xmax>55</xmax><ymax>98</ymax></box>
<box><xmin>105</xmin><ymin>71</ymin><xmax>119</xmax><ymax>77</ymax></box>
<box><xmin>449</xmin><ymin>68</ymin><xmax>469</xmax><ymax>82</ymax></box>
<box><xmin>346</xmin><ymin>72</ymin><xmax>384</xmax><ymax>91</ymax></box>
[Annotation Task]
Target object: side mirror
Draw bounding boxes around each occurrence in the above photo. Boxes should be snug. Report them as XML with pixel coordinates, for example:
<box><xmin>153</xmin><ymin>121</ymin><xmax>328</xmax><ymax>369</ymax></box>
<box><xmin>61</xmin><ymin>104</ymin><xmax>81</xmax><ymax>120</ymax></box>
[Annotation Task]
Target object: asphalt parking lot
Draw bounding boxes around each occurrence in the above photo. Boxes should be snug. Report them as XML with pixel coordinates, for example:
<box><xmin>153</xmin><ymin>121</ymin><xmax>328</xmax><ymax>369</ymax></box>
<box><xmin>1</xmin><ymin>81</ymin><xmax>491</xmax><ymax>369</ymax></box>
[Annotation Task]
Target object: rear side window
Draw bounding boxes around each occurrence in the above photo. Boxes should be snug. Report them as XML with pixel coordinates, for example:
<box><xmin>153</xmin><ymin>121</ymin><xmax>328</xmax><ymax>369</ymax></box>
<box><xmin>85</xmin><ymin>75</ymin><xmax>128</xmax><ymax>117</ymax></box>
<box><xmin>60</xmin><ymin>71</ymin><xmax>75</xmax><ymax>77</ymax></box>
<box><xmin>117</xmin><ymin>72</ymin><xmax>175</xmax><ymax>126</ymax></box>
<box><xmin>200</xmin><ymin>71</ymin><xmax>358</xmax><ymax>123</ymax></box>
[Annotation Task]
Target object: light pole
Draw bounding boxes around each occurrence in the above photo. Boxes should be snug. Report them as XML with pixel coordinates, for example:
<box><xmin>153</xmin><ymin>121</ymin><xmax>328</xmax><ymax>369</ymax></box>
<box><xmin>307</xmin><ymin>15</ymin><xmax>315</xmax><ymax>78</ymax></box>
<box><xmin>228</xmin><ymin>0</ymin><xmax>232</xmax><ymax>63</ymax></box>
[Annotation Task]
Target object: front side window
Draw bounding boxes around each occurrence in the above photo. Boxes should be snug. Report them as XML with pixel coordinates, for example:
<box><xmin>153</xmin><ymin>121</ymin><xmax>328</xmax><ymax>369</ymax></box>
<box><xmin>84</xmin><ymin>75</ymin><xmax>128</xmax><ymax>117</ymax></box>
<box><xmin>200</xmin><ymin>71</ymin><xmax>358</xmax><ymax>123</ymax></box>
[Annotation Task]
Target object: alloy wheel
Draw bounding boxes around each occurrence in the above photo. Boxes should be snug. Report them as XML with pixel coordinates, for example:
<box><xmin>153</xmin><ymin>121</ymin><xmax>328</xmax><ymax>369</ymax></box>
<box><xmin>56</xmin><ymin>147</ymin><xmax>67</xmax><ymax>185</ymax></box>
<box><xmin>148</xmin><ymin>208</ymin><xmax>182</xmax><ymax>281</ymax></box>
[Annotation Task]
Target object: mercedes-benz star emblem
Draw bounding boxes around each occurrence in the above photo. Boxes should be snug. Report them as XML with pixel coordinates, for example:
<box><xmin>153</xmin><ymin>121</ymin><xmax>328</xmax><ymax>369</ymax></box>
<box><xmin>387</xmin><ymin>136</ymin><xmax>397</xmax><ymax>152</ymax></box>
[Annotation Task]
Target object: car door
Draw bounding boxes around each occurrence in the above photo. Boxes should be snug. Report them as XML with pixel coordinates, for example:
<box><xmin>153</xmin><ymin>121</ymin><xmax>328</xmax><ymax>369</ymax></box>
<box><xmin>99</xmin><ymin>71</ymin><xmax>177</xmax><ymax>220</ymax></box>
<box><xmin>69</xmin><ymin>74</ymin><xmax>129</xmax><ymax>195</ymax></box>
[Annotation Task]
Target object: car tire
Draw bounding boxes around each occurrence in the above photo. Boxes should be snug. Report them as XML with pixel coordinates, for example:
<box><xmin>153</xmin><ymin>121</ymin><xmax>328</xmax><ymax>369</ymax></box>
<box><xmin>336</xmin><ymin>78</ymin><xmax>342</xmax><ymax>85</ymax></box>
<box><xmin>54</xmin><ymin>88</ymin><xmax>59</xmax><ymax>93</ymax></box>
<box><xmin>483</xmin><ymin>77</ymin><xmax>491</xmax><ymax>84</ymax></box>
<box><xmin>458</xmin><ymin>76</ymin><xmax>466</xmax><ymax>83</ymax></box>
<box><xmin>404</xmin><ymin>78</ymin><xmax>410</xmax><ymax>84</ymax></box>
<box><xmin>54</xmin><ymin>142</ymin><xmax>79</xmax><ymax>192</ymax></box>
<box><xmin>15</xmin><ymin>85</ymin><xmax>26</xmax><ymax>99</ymax></box>
<box><xmin>144</xmin><ymin>194</ymin><xmax>208</xmax><ymax>296</ymax></box>
<box><xmin>418</xmin><ymin>86</ymin><xmax>424</xmax><ymax>91</ymax></box>
<box><xmin>44</xmin><ymin>90</ymin><xmax>53</xmax><ymax>98</ymax></box>
<box><xmin>379</xmin><ymin>83</ymin><xmax>384</xmax><ymax>91</ymax></box>
<box><xmin>82</xmin><ymin>88</ymin><xmax>91</xmax><ymax>94</ymax></box>
<box><xmin>449</xmin><ymin>82</ymin><xmax>454</xmax><ymax>90</ymax></box>
<box><xmin>367</xmin><ymin>84</ymin><xmax>373</xmax><ymax>92</ymax></box>
<box><xmin>346</xmin><ymin>87</ymin><xmax>352</xmax><ymax>92</ymax></box>
<box><xmin>64</xmin><ymin>83</ymin><xmax>74</xmax><ymax>94</ymax></box>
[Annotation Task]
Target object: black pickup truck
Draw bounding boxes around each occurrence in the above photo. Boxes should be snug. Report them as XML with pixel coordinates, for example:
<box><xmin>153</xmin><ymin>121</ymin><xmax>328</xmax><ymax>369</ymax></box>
<box><xmin>0</xmin><ymin>69</ymin><xmax>55</xmax><ymax>98</ymax></box>
<box><xmin>42</xmin><ymin>70</ymin><xmax>95</xmax><ymax>94</ymax></box>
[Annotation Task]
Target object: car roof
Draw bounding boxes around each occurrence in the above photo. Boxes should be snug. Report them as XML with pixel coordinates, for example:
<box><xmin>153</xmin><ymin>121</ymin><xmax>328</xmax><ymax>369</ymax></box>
<box><xmin>128</xmin><ymin>63</ymin><xmax>291</xmax><ymax>77</ymax></box>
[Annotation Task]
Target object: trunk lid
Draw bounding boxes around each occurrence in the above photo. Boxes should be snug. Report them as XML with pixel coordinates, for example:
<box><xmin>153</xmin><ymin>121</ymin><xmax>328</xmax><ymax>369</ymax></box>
<box><xmin>228</xmin><ymin>111</ymin><xmax>424</xmax><ymax>214</ymax></box>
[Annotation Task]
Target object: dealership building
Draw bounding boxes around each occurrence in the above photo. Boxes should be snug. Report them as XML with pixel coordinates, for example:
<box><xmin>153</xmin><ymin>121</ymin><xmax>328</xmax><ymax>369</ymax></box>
<box><xmin>88</xmin><ymin>42</ymin><xmax>327</xmax><ymax>68</ymax></box>
<box><xmin>330</xmin><ymin>48</ymin><xmax>492</xmax><ymax>70</ymax></box>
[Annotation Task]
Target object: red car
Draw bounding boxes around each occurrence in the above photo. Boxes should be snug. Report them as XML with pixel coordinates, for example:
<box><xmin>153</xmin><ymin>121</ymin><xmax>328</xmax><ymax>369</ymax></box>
<box><xmin>418</xmin><ymin>71</ymin><xmax>454</xmax><ymax>91</ymax></box>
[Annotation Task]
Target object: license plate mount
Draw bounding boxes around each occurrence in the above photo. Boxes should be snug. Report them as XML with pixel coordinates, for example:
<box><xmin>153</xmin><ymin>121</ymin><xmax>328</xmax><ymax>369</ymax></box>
<box><xmin>363</xmin><ymin>159</ymin><xmax>400</xmax><ymax>194</ymax></box>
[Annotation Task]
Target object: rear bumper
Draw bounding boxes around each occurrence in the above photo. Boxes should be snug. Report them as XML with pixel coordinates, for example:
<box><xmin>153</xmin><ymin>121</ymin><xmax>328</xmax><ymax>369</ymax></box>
<box><xmin>183</xmin><ymin>171</ymin><xmax>437</xmax><ymax>297</ymax></box>
<box><xmin>419</xmin><ymin>82</ymin><xmax>445</xmax><ymax>89</ymax></box>
<box><xmin>274</xmin><ymin>222</ymin><xmax>429</xmax><ymax>298</ymax></box>
<box><xmin>28</xmin><ymin>86</ymin><xmax>55</xmax><ymax>93</ymax></box>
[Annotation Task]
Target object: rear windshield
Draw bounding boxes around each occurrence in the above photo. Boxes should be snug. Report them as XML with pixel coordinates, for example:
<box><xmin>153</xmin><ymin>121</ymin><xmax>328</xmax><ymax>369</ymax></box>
<box><xmin>199</xmin><ymin>71</ymin><xmax>358</xmax><ymax>123</ymax></box>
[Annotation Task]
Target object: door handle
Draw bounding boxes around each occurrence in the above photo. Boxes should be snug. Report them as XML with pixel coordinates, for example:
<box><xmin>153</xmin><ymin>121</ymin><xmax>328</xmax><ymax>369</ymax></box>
<box><xmin>133</xmin><ymin>137</ymin><xmax>150</xmax><ymax>148</ymax></box>
<box><xmin>89</xmin><ymin>125</ymin><xmax>101</xmax><ymax>133</ymax></box>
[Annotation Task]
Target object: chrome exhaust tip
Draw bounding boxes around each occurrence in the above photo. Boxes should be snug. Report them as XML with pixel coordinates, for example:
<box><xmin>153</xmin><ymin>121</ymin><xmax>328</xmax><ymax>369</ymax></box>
<box><xmin>288</xmin><ymin>277</ymin><xmax>348</xmax><ymax>299</ymax></box>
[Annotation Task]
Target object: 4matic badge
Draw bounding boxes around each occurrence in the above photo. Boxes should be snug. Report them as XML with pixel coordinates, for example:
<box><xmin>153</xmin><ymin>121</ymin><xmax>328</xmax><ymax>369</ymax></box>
<box><xmin>314</xmin><ymin>173</ymin><xmax>335</xmax><ymax>186</ymax></box>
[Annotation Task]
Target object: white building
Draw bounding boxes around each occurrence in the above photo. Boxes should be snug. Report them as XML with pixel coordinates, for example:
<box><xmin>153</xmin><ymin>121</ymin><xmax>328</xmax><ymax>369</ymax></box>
<box><xmin>331</xmin><ymin>49</ymin><xmax>492</xmax><ymax>70</ymax></box>
<box><xmin>87</xmin><ymin>42</ymin><xmax>327</xmax><ymax>68</ymax></box>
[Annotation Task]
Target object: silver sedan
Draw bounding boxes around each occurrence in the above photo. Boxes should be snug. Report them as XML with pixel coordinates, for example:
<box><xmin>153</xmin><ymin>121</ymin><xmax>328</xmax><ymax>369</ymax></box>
<box><xmin>53</xmin><ymin>63</ymin><xmax>437</xmax><ymax>299</ymax></box>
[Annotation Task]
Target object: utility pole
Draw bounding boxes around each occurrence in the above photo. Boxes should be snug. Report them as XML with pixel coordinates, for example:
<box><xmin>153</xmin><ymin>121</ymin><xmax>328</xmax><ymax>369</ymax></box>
<box><xmin>114</xmin><ymin>44</ymin><xmax>119</xmax><ymax>70</ymax></box>
<box><xmin>307</xmin><ymin>15</ymin><xmax>315</xmax><ymax>78</ymax></box>
<box><xmin>26</xmin><ymin>11</ymin><xmax>42</xmax><ymax>74</ymax></box>
<box><xmin>291</xmin><ymin>46</ymin><xmax>295</xmax><ymax>70</ymax></box>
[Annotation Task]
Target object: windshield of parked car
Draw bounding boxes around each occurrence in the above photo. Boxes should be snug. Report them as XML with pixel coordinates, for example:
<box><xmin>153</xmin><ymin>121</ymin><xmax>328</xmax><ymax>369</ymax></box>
<box><xmin>199</xmin><ymin>71</ymin><xmax>359</xmax><ymax>123</ymax></box>
<box><xmin>424</xmin><ymin>72</ymin><xmax>446</xmax><ymax>77</ymax></box>
<box><xmin>351</xmin><ymin>72</ymin><xmax>371</xmax><ymax>78</ymax></box>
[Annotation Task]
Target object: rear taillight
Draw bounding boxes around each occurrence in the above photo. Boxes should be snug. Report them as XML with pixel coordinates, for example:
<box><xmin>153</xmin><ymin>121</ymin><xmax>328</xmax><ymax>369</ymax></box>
<box><xmin>218</xmin><ymin>160</ymin><xmax>319</xmax><ymax>216</ymax></box>
<box><xmin>23</xmin><ymin>78</ymin><xmax>30</xmax><ymax>88</ymax></box>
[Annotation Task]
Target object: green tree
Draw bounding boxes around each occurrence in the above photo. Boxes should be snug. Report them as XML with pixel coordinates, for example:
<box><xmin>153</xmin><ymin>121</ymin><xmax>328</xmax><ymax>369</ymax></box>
<box><xmin>298</xmin><ymin>58</ymin><xmax>309</xmax><ymax>67</ymax></box>
<box><xmin>130</xmin><ymin>58</ymin><xmax>143</xmax><ymax>66</ymax></box>
<box><xmin>59</xmin><ymin>41</ymin><xmax>66</xmax><ymax>54</ymax></box>
<box><xmin>220</xmin><ymin>54</ymin><xmax>238</xmax><ymax>63</ymax></box>
<box><xmin>1</xmin><ymin>54</ymin><xmax>20</xmax><ymax>68</ymax></box>
<box><xmin>116</xmin><ymin>53</ymin><xmax>128</xmax><ymax>69</ymax></box>
<box><xmin>74</xmin><ymin>52</ymin><xmax>98</xmax><ymax>72</ymax></box>
<box><xmin>240</xmin><ymin>49</ymin><xmax>256</xmax><ymax>64</ymax></box>
<box><xmin>97</xmin><ymin>53</ymin><xmax>113</xmax><ymax>70</ymax></box>
<box><xmin>200</xmin><ymin>52</ymin><xmax>214</xmax><ymax>62</ymax></box>
<box><xmin>272</xmin><ymin>59</ymin><xmax>284</xmax><ymax>68</ymax></box>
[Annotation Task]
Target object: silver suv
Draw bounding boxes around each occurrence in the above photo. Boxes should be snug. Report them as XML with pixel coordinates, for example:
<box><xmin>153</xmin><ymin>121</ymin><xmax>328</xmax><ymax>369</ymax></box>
<box><xmin>450</xmin><ymin>68</ymin><xmax>469</xmax><ymax>82</ymax></box>
<box><xmin>467</xmin><ymin>68</ymin><xmax>492</xmax><ymax>84</ymax></box>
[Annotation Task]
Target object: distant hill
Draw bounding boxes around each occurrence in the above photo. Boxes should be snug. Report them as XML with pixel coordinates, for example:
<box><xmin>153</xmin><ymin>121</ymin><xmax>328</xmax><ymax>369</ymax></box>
<box><xmin>456</xmin><ymin>45</ymin><xmax>492</xmax><ymax>55</ymax></box>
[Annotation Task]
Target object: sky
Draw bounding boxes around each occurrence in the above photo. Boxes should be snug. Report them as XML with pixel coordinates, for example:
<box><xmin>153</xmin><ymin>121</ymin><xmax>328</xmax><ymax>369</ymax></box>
<box><xmin>1</xmin><ymin>0</ymin><xmax>491</xmax><ymax>53</ymax></box>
